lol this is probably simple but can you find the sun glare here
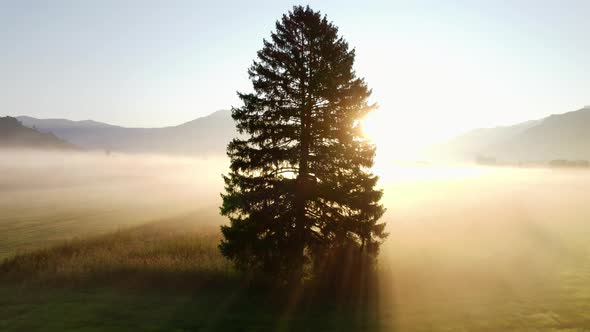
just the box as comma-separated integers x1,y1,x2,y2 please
362,110,491,182
361,110,424,161
361,110,380,142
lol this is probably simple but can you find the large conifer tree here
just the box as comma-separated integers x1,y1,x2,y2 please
220,5,386,283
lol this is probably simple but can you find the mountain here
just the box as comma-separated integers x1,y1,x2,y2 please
15,105,590,161
16,116,115,130
17,110,236,156
430,120,542,161
0,116,77,150
435,106,590,162
492,106,590,161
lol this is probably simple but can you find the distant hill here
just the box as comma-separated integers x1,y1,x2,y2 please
435,106,590,162
0,116,77,150
15,105,590,161
17,110,236,156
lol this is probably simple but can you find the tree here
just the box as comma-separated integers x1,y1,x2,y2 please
220,5,386,284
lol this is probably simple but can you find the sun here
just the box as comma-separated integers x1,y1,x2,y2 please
361,110,421,161
361,109,452,162
361,110,381,142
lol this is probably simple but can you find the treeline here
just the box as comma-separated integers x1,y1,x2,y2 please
475,155,590,169
548,159,590,168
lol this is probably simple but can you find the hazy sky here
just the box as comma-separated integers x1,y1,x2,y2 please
1,0,588,150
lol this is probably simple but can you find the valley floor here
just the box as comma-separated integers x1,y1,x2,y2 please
2,210,590,332
2,152,590,331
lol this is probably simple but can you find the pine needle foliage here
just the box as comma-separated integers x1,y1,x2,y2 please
220,5,386,284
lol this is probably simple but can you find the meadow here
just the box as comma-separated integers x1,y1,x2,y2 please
2,150,590,331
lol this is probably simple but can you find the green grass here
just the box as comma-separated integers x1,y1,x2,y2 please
0,216,383,332
0,285,385,332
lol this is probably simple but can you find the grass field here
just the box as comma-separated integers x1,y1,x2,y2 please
2,151,590,331
0,216,382,332
0,151,225,260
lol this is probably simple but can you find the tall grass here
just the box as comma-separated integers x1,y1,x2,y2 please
0,216,235,289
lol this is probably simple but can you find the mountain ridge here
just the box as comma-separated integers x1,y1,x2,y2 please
435,106,590,162
11,106,590,162
17,109,231,130
0,116,78,150
16,110,236,156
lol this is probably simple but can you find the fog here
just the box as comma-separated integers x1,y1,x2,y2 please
374,163,590,328
0,150,228,258
3,149,590,325
3,150,590,260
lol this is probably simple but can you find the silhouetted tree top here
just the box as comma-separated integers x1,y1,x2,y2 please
220,5,386,284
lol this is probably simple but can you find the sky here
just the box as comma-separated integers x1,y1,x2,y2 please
1,0,589,154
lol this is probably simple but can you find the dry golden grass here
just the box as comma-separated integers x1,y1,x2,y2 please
0,213,234,289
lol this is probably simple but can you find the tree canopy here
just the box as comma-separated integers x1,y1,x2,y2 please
220,5,386,284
